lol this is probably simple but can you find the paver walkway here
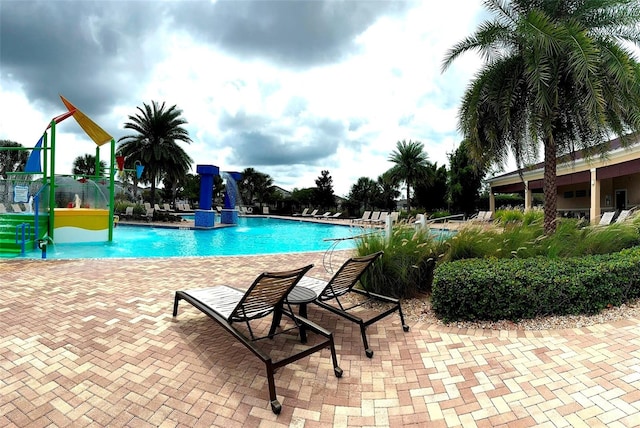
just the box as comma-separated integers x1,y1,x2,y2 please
1,254,640,427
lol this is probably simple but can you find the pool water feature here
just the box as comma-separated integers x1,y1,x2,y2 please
23,217,360,259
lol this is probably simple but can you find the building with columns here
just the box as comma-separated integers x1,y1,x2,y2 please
486,136,640,224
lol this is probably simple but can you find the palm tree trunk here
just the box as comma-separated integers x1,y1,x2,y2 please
406,185,411,212
543,135,557,235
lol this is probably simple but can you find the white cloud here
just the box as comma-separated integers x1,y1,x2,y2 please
1,0,487,197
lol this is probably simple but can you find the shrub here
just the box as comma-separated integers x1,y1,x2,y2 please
431,246,640,322
354,223,443,298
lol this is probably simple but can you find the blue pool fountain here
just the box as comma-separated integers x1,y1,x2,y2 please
220,171,242,225
194,164,219,229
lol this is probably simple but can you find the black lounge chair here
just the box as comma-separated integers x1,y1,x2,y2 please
172,264,343,414
297,251,409,358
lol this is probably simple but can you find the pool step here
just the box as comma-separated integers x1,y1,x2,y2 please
0,214,48,257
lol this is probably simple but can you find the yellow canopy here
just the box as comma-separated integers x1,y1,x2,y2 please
60,95,113,146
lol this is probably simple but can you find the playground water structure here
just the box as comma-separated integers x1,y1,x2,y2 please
18,217,361,259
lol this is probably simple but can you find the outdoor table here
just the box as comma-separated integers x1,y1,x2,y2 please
269,286,317,343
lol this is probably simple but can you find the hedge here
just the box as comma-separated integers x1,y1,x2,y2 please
431,246,640,323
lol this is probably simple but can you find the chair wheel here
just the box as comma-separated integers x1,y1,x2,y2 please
365,349,374,358
270,400,282,414
334,367,343,378
403,325,410,332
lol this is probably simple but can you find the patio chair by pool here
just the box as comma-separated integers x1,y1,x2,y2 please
122,206,134,219
615,209,633,223
0,204,6,213
314,211,331,218
297,251,409,358
354,210,371,224
303,209,319,217
173,264,342,414
599,211,615,225
294,208,310,217
11,203,23,213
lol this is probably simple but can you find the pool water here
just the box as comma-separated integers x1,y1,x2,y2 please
24,217,362,259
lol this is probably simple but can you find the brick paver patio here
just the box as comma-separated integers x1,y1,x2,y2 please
2,253,640,427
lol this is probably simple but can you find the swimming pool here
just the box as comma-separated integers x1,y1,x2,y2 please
23,217,364,259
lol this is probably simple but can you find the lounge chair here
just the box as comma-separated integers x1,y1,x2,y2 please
373,212,389,225
173,264,342,414
294,208,310,217
599,211,615,225
354,210,371,224
122,206,134,219
314,211,331,218
142,207,154,221
363,211,381,225
296,251,409,358
326,212,342,220
0,204,6,213
154,203,164,212
11,203,23,213
615,209,633,223
303,209,318,217
183,203,192,211
163,203,171,211
144,202,152,211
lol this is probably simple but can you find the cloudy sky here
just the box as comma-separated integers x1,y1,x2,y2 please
0,0,487,196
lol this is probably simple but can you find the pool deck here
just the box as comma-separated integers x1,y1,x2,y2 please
3,253,640,427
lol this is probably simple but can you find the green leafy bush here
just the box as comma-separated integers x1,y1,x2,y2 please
432,247,640,322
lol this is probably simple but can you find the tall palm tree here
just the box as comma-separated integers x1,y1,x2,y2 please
443,0,640,234
72,154,107,177
117,101,193,203
387,140,431,211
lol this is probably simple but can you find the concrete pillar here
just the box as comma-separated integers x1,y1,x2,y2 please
489,190,496,214
524,181,532,211
590,168,600,225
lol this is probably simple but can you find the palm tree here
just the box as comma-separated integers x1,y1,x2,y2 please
443,0,640,234
387,140,431,211
117,101,193,203
72,154,107,177
348,177,380,212
0,140,28,179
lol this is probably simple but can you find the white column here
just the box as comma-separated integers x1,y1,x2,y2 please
590,168,600,225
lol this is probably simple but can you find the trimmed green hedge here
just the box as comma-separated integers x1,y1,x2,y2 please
431,246,640,322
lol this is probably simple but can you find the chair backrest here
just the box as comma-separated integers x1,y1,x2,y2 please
361,211,371,220
599,211,615,225
378,212,388,222
369,211,381,221
163,203,171,211
144,202,151,210
230,264,314,322
318,251,383,300
0,204,6,213
125,206,134,215
309,209,319,216
300,208,309,216
11,204,23,213
616,209,631,223
184,203,191,210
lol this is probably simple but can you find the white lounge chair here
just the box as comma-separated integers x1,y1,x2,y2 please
294,208,310,217
11,203,23,213
615,209,632,223
303,209,318,217
599,211,615,225
314,211,331,218
354,210,371,224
